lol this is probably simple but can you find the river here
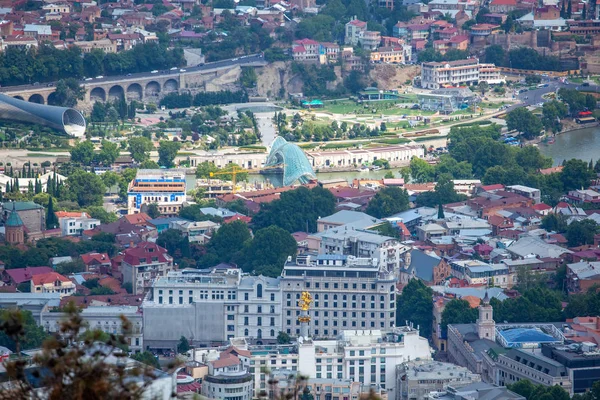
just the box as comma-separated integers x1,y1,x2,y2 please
539,126,600,165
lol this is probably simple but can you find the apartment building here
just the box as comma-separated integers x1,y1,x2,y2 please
59,213,100,236
281,254,397,339
345,18,367,46
370,46,407,64
359,31,381,50
397,360,481,400
127,169,187,215
121,242,174,295
248,327,432,397
41,305,144,352
143,268,282,348
30,272,76,298
308,228,410,273
420,58,503,89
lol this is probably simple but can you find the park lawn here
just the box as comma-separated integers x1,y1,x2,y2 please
569,77,584,84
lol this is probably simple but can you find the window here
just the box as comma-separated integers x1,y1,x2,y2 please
271,293,275,301
244,329,249,336
258,306,262,313
257,284,263,298
257,317,262,326
244,293,249,301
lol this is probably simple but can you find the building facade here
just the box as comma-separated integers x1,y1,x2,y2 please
41,305,144,352
142,268,282,348
420,59,504,89
281,254,397,339
121,242,174,295
127,169,187,216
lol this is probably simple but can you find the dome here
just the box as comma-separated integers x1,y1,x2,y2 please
6,203,23,228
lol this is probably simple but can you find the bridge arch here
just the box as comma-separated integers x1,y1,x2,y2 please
126,83,143,101
264,137,316,187
47,92,57,105
90,87,106,102
108,85,124,101
28,94,44,104
13,96,24,101
164,79,178,92
145,81,161,98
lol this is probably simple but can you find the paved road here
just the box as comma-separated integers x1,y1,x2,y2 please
0,54,266,93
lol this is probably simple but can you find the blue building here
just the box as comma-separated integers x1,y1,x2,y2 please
127,169,187,216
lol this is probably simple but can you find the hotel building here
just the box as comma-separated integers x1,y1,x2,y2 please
127,169,187,215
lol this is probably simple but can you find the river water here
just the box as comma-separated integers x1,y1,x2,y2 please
539,126,600,165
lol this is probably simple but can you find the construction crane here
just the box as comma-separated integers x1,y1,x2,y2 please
208,164,284,194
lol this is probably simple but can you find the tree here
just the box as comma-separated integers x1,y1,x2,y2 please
542,100,568,133
441,299,478,335
0,309,47,352
561,159,595,191
277,331,292,344
156,229,189,259
509,379,571,400
506,108,544,140
157,141,181,168
46,195,58,229
51,78,86,107
409,157,435,183
208,220,252,262
252,186,336,233
477,81,489,95
177,336,190,354
100,171,122,195
396,279,434,338
238,226,297,277
131,351,160,369
65,170,106,207
128,137,154,163
70,140,95,166
147,203,161,219
484,45,505,66
87,206,118,224
366,187,410,219
96,140,119,165
566,219,599,247
0,304,166,399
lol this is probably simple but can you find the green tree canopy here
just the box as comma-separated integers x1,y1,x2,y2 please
441,299,478,335
70,140,95,166
237,226,297,277
65,170,106,207
157,141,181,168
252,186,336,233
396,279,434,338
128,137,154,163
366,186,410,219
506,108,544,140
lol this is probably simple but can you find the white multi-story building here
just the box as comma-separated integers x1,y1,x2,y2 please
281,254,398,339
127,169,187,216
247,328,432,398
59,214,101,236
41,306,144,352
420,58,504,89
142,268,282,348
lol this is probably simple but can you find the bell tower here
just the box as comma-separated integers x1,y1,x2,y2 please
477,291,496,342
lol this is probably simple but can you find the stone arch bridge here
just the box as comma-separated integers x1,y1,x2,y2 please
0,57,266,111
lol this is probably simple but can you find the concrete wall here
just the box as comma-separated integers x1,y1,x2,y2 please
143,302,226,348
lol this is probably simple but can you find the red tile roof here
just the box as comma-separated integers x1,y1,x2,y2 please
123,242,171,266
123,213,152,226
4,267,53,284
532,203,552,211
81,252,111,265
490,0,517,5
480,184,504,191
210,354,240,369
32,272,70,286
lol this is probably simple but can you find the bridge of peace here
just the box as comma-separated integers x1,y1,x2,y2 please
0,57,267,110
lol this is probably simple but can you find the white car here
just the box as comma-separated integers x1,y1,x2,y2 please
180,69,186,72
151,70,158,74
95,76,103,79
170,67,177,71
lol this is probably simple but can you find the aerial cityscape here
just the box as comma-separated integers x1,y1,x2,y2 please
1,0,600,398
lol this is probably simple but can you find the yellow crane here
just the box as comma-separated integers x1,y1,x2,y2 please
208,164,284,194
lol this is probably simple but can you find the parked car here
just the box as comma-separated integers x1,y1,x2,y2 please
151,70,158,74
